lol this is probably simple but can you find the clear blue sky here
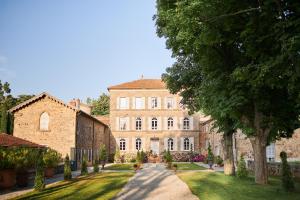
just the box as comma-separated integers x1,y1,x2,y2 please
0,0,173,102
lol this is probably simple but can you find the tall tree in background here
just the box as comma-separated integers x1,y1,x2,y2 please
155,0,300,184
87,93,110,115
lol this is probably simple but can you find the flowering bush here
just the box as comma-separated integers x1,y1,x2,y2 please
193,154,206,162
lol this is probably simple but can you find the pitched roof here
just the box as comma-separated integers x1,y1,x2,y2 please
108,79,166,90
0,133,45,148
94,115,110,126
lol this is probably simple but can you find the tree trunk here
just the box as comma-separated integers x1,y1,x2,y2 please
223,131,235,176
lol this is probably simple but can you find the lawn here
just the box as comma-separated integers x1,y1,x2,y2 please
175,163,207,170
13,172,133,200
104,164,134,170
177,171,300,200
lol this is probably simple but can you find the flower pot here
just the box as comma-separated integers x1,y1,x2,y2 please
0,169,16,189
45,167,55,178
16,170,29,187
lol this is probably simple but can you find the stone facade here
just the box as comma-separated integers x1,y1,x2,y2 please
10,93,110,167
108,79,202,155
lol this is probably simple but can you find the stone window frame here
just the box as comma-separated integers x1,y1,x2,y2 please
119,97,128,109
166,97,174,109
168,138,174,151
167,117,174,130
39,111,50,132
183,117,190,130
136,117,142,131
183,138,190,151
151,97,158,109
120,139,126,151
136,138,142,151
135,97,143,109
151,117,158,130
119,117,128,131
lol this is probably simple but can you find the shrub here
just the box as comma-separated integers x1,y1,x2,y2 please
34,152,45,191
93,159,99,173
237,155,248,178
136,151,142,163
99,144,108,169
130,158,136,163
64,154,72,180
114,148,122,163
81,156,88,175
0,147,15,170
206,143,214,163
140,150,147,163
108,153,115,163
193,154,206,162
123,152,136,163
173,163,178,169
215,156,224,166
165,150,173,169
43,148,61,168
14,147,37,171
280,151,295,192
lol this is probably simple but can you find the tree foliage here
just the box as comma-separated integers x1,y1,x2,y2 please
64,154,72,180
87,93,110,115
280,151,295,192
155,0,300,184
237,155,248,178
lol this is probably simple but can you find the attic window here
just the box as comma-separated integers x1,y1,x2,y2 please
40,112,49,131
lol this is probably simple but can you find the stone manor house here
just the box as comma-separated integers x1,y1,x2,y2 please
9,78,300,166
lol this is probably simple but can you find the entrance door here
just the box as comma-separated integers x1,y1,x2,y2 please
150,140,159,155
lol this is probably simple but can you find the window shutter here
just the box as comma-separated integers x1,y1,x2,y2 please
164,97,167,109
116,117,119,131
125,138,129,151
173,117,177,130
164,138,168,150
173,97,177,109
148,117,152,130
142,138,146,151
164,117,167,130
157,97,161,109
174,137,178,151
157,117,161,130
132,117,135,131
180,137,184,151
126,97,130,109
189,117,194,130
116,97,120,109
141,97,145,109
132,137,136,151
179,117,183,130
189,137,194,150
142,117,145,131
132,97,135,109
126,117,130,130
148,97,151,109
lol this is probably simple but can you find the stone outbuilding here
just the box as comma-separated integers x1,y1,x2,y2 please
9,92,110,167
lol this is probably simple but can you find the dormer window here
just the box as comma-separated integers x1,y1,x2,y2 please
40,112,49,131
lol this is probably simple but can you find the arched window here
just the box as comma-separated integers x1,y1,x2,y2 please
136,138,142,150
120,139,126,151
151,117,158,130
167,117,174,130
40,112,49,131
184,138,190,151
183,117,190,130
168,138,174,151
136,117,142,130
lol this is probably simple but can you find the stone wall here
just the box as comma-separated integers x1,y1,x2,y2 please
13,96,76,158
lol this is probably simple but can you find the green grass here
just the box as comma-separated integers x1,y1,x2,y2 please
177,171,300,200
104,164,134,170
13,172,133,200
175,163,207,170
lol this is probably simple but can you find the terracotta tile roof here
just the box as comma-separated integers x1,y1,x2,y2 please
108,79,166,90
0,133,45,148
94,115,110,126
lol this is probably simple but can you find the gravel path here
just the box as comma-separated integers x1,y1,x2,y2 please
114,163,199,200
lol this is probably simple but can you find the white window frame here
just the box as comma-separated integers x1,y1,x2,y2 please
183,117,190,130
167,117,174,130
119,117,127,131
167,97,173,109
136,138,142,151
151,117,158,130
120,139,126,151
40,112,49,131
184,138,190,151
136,117,142,131
168,138,174,151
119,97,128,109
151,97,158,109
135,97,143,109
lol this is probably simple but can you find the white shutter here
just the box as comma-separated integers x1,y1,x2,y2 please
164,97,167,109
132,117,136,131
189,137,194,150
157,97,161,109
116,97,120,109
179,117,183,130
173,97,177,109
173,117,177,130
132,137,136,151
157,117,161,130
164,117,167,130
174,137,178,151
125,138,129,151
189,117,194,130
148,97,152,109
116,138,120,148
164,138,168,150
116,117,119,131
141,97,145,109
126,117,130,130
126,97,130,109
142,117,146,131
180,137,184,151
148,117,152,130
142,138,146,150
132,97,136,109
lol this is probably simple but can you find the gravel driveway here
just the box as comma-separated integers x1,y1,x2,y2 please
114,163,199,200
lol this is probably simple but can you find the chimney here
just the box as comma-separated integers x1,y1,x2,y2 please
75,99,80,109
68,98,80,109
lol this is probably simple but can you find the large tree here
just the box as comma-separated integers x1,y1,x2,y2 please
87,93,110,116
155,0,300,184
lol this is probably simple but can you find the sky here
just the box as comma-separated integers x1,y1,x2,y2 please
0,0,174,102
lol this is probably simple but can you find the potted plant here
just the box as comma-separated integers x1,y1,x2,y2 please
0,147,16,189
99,144,107,170
43,148,61,178
207,143,214,169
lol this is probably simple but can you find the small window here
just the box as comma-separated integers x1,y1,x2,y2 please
167,117,174,130
119,117,127,130
136,138,142,151
167,97,173,109
119,97,128,109
136,117,142,130
151,117,158,130
151,97,158,109
168,138,174,151
135,97,143,109
266,143,275,162
184,138,190,151
40,112,49,131
183,117,190,130
120,139,126,151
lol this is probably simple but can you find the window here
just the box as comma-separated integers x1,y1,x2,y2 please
167,97,173,109
151,117,158,130
40,112,49,131
119,117,127,130
136,117,142,130
135,97,143,109
120,139,126,151
151,97,158,109
119,97,128,109
136,138,142,150
266,143,275,162
184,138,190,151
167,117,174,130
183,117,190,130
168,138,174,151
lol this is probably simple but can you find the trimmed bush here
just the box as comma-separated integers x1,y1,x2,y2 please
99,144,108,169
93,159,99,173
237,155,248,178
43,148,61,168
136,151,141,163
64,154,72,180
193,154,206,162
215,156,224,166
81,156,88,175
114,148,122,163
280,151,295,192
165,150,173,169
34,152,45,191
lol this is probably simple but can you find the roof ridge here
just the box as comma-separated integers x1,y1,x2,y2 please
108,78,166,90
